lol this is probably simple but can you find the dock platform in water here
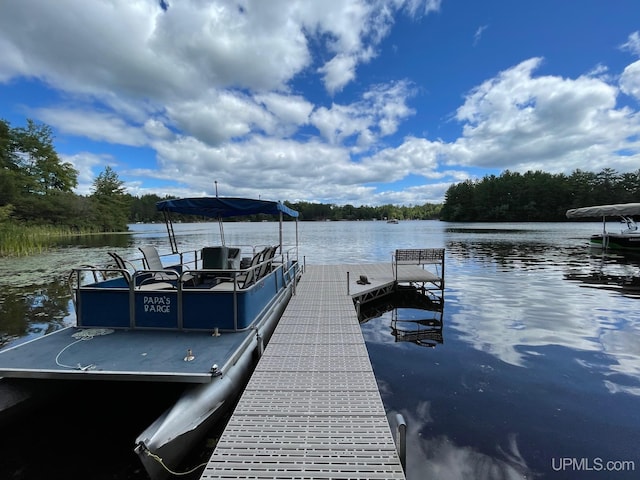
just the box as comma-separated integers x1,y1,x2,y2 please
201,254,444,479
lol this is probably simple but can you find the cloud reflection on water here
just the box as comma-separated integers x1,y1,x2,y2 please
445,239,640,396
388,400,533,480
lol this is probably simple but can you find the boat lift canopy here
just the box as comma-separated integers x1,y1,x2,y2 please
566,203,640,219
566,203,640,248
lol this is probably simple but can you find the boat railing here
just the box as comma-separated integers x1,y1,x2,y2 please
145,244,298,271
621,216,638,234
392,248,445,290
281,245,299,264
69,255,300,332
70,243,295,290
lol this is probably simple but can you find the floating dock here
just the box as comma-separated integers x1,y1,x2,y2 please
201,250,444,480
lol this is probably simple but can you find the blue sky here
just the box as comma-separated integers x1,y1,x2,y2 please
1,0,639,205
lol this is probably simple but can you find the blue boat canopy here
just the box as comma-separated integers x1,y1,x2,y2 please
156,197,299,219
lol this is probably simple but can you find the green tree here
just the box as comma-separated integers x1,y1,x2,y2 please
618,170,640,202
12,119,78,194
567,169,597,208
130,193,166,223
440,179,477,221
0,119,81,226
0,169,19,206
0,119,28,207
0,119,18,170
90,166,130,231
441,168,638,222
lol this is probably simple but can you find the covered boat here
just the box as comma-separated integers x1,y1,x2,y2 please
0,197,302,479
566,202,640,251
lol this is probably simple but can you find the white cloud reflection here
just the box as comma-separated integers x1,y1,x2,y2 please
445,241,640,396
390,402,533,479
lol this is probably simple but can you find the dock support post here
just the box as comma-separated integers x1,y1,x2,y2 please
256,332,264,358
292,264,297,296
347,271,350,295
395,413,407,472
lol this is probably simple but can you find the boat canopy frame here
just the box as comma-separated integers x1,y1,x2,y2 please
156,197,299,255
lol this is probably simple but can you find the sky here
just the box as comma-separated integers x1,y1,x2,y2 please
1,0,640,206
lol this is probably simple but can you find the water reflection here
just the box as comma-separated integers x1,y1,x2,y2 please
389,402,533,480
359,286,444,348
0,280,74,348
2,221,640,479
442,233,640,398
564,251,640,298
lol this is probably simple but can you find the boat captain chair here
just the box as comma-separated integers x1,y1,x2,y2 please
202,246,229,269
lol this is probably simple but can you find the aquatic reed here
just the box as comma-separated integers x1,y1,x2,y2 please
0,223,100,257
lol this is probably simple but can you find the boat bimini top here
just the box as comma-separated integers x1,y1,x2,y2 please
156,197,299,219
156,197,299,254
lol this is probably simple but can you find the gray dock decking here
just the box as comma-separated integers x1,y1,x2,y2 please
200,263,419,480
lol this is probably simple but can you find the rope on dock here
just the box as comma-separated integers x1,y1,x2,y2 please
55,328,115,370
71,328,114,339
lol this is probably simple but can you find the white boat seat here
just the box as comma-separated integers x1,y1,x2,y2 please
139,245,194,284
108,252,177,290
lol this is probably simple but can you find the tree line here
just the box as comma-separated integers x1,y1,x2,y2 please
440,168,640,222
283,201,441,221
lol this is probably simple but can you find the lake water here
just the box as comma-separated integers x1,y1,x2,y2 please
1,220,639,479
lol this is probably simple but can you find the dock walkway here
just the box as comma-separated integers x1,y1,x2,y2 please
200,252,445,479
200,263,407,479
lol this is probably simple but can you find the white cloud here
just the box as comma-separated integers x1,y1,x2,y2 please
0,0,430,99
166,91,278,146
620,31,640,57
373,182,451,205
311,103,372,145
35,108,148,147
620,60,640,101
143,119,174,141
473,25,488,46
448,57,640,173
151,0,313,93
310,81,416,146
254,93,314,130
367,136,442,176
319,54,360,95
0,0,445,206
402,0,442,16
